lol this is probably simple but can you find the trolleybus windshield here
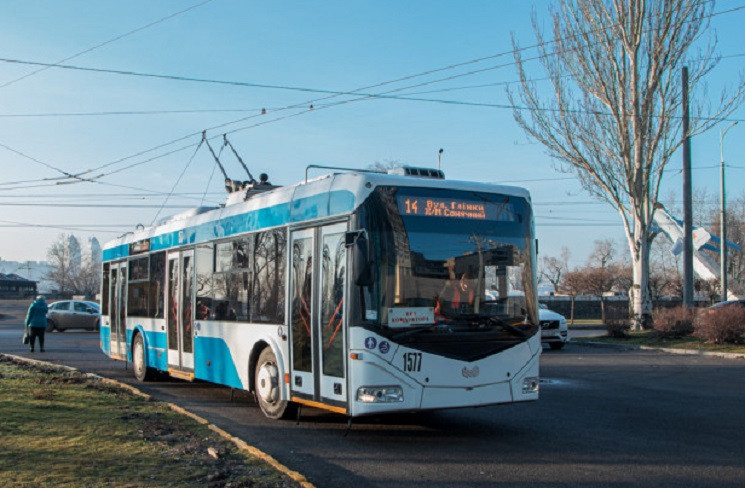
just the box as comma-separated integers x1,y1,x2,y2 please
357,186,538,343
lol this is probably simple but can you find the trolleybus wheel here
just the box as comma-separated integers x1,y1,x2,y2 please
133,333,153,382
255,347,296,420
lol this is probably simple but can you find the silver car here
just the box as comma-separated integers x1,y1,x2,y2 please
46,300,101,332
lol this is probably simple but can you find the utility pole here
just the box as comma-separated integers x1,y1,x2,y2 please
720,121,738,302
682,66,694,308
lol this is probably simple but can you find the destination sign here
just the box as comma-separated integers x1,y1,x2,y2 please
398,196,491,220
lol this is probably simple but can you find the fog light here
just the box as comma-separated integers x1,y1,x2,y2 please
356,386,404,403
522,376,539,394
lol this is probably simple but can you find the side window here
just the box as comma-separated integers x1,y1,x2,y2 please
127,256,150,317
195,243,213,320
251,229,286,324
212,237,252,321
73,302,88,312
149,252,166,319
101,263,110,315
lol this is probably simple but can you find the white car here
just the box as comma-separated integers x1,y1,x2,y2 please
539,304,568,350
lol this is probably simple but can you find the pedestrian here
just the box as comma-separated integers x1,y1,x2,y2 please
25,295,48,353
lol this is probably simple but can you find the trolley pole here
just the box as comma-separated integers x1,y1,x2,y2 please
720,121,738,302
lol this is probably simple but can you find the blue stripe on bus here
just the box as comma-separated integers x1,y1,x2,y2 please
100,326,111,355
194,337,243,389
103,190,354,262
145,330,168,371
103,245,129,261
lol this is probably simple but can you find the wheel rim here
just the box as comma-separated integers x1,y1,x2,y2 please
134,339,145,378
257,361,279,405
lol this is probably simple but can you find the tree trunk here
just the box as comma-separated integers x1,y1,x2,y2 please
570,295,575,325
629,222,652,330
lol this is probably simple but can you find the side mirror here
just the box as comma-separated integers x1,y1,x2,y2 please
346,230,374,287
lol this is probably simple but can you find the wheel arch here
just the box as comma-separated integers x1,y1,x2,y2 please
130,325,148,367
248,338,286,395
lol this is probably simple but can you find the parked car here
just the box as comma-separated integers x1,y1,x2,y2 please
46,300,101,332
539,304,568,350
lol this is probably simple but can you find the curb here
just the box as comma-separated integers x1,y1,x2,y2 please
0,353,315,488
575,341,745,360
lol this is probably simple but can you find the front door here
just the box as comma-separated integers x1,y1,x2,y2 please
289,223,348,408
109,261,127,359
166,250,195,371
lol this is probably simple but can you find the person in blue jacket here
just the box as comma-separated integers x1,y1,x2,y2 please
25,295,48,353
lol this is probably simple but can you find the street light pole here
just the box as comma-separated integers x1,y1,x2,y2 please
720,121,738,302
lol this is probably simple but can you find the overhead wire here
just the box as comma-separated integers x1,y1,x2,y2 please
150,137,205,225
0,0,216,89
3,2,743,191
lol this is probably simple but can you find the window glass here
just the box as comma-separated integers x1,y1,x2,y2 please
127,256,150,317
251,229,286,324
149,252,166,318
195,243,213,320
215,242,233,273
73,302,88,312
127,282,149,317
213,272,249,321
128,256,149,281
291,236,313,372
101,263,110,315
321,231,345,377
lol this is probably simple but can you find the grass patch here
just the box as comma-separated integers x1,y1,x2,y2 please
0,357,299,488
573,330,745,354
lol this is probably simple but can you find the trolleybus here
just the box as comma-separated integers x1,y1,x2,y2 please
100,166,540,419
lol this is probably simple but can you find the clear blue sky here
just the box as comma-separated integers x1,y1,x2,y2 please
0,0,743,268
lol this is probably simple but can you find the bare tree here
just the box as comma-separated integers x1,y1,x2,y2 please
46,233,100,298
540,246,571,293
510,0,744,328
46,234,76,296
706,192,745,296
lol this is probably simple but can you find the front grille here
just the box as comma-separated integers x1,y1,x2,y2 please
541,320,560,330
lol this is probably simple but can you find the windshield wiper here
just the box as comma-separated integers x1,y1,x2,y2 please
390,313,527,340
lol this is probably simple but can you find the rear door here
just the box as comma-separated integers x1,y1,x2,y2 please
166,250,195,373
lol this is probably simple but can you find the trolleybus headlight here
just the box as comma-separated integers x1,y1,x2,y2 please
522,377,539,394
356,386,404,403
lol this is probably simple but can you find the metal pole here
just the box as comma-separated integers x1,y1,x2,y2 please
682,67,693,308
720,121,738,302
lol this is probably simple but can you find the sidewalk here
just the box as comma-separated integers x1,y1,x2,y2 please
576,338,745,361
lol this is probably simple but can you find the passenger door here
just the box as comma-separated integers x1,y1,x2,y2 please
109,262,127,359
166,250,195,373
289,223,348,410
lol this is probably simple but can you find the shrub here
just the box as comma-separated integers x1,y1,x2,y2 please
694,305,745,344
652,306,694,339
604,308,630,338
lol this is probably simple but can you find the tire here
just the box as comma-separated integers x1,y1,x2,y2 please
93,319,100,332
255,347,296,420
549,342,565,350
132,333,154,382
46,319,56,332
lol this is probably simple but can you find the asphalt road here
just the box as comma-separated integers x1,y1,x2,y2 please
2,302,744,487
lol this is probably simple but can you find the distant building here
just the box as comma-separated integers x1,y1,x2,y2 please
0,273,37,298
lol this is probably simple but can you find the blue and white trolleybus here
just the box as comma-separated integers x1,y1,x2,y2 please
100,166,540,419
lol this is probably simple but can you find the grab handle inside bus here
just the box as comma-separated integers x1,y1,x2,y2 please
346,230,374,287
